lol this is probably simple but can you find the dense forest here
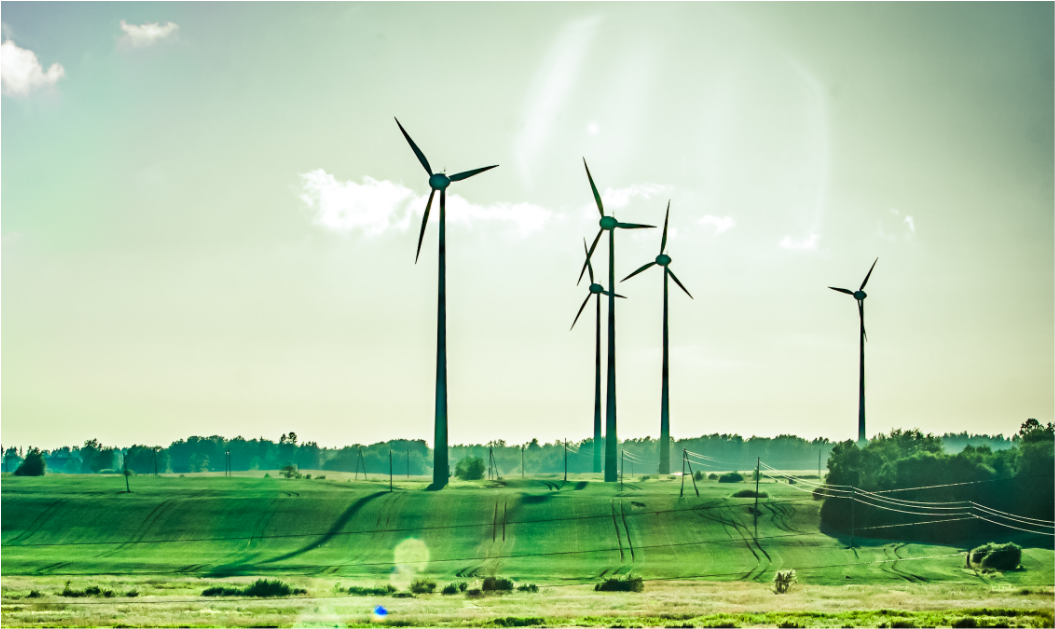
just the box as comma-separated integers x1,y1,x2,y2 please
0,429,1034,478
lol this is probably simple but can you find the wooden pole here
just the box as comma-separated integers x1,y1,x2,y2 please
850,486,856,548
680,452,685,497
564,440,568,483
389,451,393,491
620,450,624,491
123,452,130,493
754,457,761,528
521,445,525,479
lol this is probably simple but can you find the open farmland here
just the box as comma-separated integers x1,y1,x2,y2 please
2,473,1052,627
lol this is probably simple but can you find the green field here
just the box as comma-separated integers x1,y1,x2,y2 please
2,473,1052,627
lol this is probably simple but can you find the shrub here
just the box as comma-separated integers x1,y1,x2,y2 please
811,487,828,501
393,591,415,598
263,473,271,478
718,472,744,483
280,465,302,479
410,578,437,594
441,583,460,595
639,475,651,481
125,589,140,598
594,573,644,592
708,473,718,480
466,588,483,598
732,489,767,498
455,456,486,481
305,474,312,479
482,576,515,591
347,585,397,596
694,470,705,481
26,590,42,599
773,569,797,594
494,617,544,627
14,448,45,476
950,618,978,629
516,583,539,593
970,542,1022,571
459,581,468,592
316,475,326,480
203,579,305,597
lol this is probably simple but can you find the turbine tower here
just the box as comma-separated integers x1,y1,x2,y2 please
622,202,693,475
571,239,626,475
579,160,654,482
395,117,498,488
829,258,878,444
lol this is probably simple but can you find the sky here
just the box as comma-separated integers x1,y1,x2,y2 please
2,2,1052,451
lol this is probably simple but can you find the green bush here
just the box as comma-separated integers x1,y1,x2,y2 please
441,583,460,595
455,456,486,481
203,579,305,597
347,584,397,596
950,617,978,629
61,582,113,598
482,576,515,591
125,589,140,598
494,617,544,627
732,489,767,498
410,578,436,594
718,472,744,483
708,473,718,480
26,590,42,599
970,542,1022,571
594,573,644,592
393,591,415,598
694,470,705,481
516,583,539,593
773,570,797,594
280,465,302,479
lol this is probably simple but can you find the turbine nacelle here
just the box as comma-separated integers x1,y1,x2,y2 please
429,173,451,191
600,216,618,230
854,290,867,300
589,283,604,294
656,253,672,267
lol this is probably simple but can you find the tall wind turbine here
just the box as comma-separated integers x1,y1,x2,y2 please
622,202,693,475
395,117,498,488
579,160,654,482
829,258,878,444
571,239,626,475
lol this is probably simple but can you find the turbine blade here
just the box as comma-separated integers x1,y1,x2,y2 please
449,164,498,182
668,268,693,299
602,290,628,299
394,117,433,176
414,189,436,264
616,222,655,229
829,286,854,296
860,257,878,290
621,261,656,283
660,201,670,254
571,293,592,330
583,238,594,284
583,158,605,217
578,230,603,285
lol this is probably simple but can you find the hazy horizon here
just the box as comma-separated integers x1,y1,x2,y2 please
3,2,1052,451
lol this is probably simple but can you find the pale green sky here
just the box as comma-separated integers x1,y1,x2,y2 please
2,2,1052,450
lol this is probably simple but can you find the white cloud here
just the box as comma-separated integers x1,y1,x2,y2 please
119,20,179,48
779,233,820,250
904,215,915,233
299,170,553,237
699,215,735,235
600,183,669,213
881,208,917,241
0,40,64,97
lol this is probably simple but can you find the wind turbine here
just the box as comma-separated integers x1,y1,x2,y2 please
622,202,693,475
571,239,626,475
579,160,654,482
395,117,498,488
829,258,878,444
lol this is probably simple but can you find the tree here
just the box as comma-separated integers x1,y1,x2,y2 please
14,447,46,476
454,456,485,481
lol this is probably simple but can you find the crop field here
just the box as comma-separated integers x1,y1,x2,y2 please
2,473,1053,627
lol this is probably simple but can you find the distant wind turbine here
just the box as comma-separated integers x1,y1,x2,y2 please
622,202,693,475
579,160,655,482
571,238,626,475
395,117,498,488
828,258,878,444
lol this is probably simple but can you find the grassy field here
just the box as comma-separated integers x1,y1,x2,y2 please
2,472,1052,627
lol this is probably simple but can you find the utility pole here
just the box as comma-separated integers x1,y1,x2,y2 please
123,452,131,493
389,450,393,492
620,450,624,491
818,449,822,481
680,452,686,497
521,445,525,480
407,450,410,479
754,457,761,527
850,487,856,548
153,448,159,477
564,440,568,483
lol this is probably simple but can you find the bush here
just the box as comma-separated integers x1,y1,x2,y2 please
950,618,978,629
393,591,415,598
203,579,305,597
718,472,744,483
27,590,42,599
14,448,46,476
125,589,140,598
60,582,113,598
773,570,797,594
410,578,436,594
347,584,397,596
516,583,539,593
441,583,460,595
708,473,718,480
594,573,644,592
280,465,302,479
481,576,515,592
970,542,1022,571
494,617,544,627
732,489,767,498
694,470,705,481
316,475,326,480
455,456,486,481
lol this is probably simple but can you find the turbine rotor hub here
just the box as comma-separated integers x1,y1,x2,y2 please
599,216,618,230
429,173,451,190
589,283,604,294
854,290,867,300
656,254,672,266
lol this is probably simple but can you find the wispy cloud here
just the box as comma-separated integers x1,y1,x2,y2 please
0,40,64,97
779,233,821,250
699,215,735,235
880,208,917,242
299,170,553,237
599,183,669,212
119,20,179,48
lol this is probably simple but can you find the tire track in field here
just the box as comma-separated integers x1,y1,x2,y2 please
885,543,927,583
610,500,625,563
97,499,177,558
695,505,770,581
619,499,635,562
6,499,68,544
